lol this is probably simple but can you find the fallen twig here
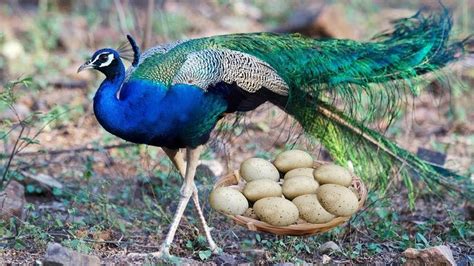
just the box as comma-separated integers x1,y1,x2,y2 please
48,80,88,89
1,125,25,189
48,232,125,246
14,143,135,157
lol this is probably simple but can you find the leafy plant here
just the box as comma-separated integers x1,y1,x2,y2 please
0,77,70,191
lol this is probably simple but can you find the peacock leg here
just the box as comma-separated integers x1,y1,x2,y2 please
162,148,219,253
149,145,203,258
162,148,184,174
189,185,219,253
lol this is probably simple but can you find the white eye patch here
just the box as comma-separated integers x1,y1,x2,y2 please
99,53,114,67
91,52,115,67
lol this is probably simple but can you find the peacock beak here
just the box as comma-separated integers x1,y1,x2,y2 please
77,61,94,73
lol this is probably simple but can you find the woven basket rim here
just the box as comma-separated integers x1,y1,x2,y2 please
214,160,368,236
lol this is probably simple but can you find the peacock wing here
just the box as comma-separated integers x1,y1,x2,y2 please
125,39,188,82
171,49,289,96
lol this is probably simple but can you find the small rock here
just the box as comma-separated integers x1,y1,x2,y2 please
318,241,341,254
1,40,25,60
402,245,455,266
215,252,237,265
322,254,331,264
43,242,100,266
23,172,63,190
0,180,26,220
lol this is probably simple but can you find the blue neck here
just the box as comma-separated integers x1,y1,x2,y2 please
101,59,126,86
93,60,126,135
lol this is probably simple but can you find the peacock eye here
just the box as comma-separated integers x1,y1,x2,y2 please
99,54,109,61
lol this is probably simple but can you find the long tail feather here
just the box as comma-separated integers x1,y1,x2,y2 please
278,8,473,205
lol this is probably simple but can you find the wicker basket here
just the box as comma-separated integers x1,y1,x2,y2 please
214,161,367,236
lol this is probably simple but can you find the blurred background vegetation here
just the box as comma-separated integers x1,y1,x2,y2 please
0,0,472,264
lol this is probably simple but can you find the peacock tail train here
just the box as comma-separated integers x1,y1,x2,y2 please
279,10,474,204
233,9,472,204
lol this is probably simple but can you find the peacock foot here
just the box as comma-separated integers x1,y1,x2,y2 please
208,240,220,255
127,245,171,260
150,246,171,258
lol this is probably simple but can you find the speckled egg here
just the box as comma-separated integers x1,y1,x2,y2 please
209,187,249,216
282,176,319,200
292,194,335,224
273,150,313,173
253,197,299,226
316,184,359,217
283,168,315,180
239,158,280,182
313,164,352,187
243,179,282,202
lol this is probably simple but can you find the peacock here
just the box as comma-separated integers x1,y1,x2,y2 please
78,8,472,258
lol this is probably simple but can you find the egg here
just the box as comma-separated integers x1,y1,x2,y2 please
313,164,352,187
243,179,282,202
316,184,359,217
282,176,319,200
209,187,249,216
283,167,315,180
292,194,335,224
349,186,360,200
273,150,313,173
240,158,280,182
253,197,299,226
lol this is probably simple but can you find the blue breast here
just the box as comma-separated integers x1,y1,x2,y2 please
93,79,228,149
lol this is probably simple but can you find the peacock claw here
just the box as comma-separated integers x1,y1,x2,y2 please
211,246,222,255
151,247,171,259
127,247,171,260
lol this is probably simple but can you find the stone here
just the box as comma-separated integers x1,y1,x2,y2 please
23,172,63,190
322,254,331,264
318,241,341,254
1,40,25,60
402,245,456,266
0,180,26,220
43,242,100,266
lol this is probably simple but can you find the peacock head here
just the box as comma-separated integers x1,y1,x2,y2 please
78,48,123,78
